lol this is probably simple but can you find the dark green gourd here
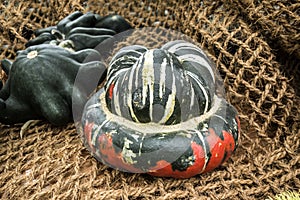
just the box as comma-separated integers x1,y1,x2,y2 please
25,12,132,51
0,44,106,125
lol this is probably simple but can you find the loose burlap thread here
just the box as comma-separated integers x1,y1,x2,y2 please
0,0,299,199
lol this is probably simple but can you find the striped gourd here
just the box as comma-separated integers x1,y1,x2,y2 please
82,40,240,178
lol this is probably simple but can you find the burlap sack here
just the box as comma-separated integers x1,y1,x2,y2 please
226,0,300,60
224,0,300,102
0,0,299,199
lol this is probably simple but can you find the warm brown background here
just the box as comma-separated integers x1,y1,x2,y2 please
0,0,299,199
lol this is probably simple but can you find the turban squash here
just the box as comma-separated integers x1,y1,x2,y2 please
82,40,240,178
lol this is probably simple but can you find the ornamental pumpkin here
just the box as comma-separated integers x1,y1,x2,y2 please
0,44,106,125
26,11,132,51
81,40,240,178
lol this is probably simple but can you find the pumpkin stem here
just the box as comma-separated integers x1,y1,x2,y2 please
51,29,65,41
27,50,38,59
58,40,75,51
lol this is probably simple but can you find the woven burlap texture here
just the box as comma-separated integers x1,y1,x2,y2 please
0,1,299,199
225,0,300,60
